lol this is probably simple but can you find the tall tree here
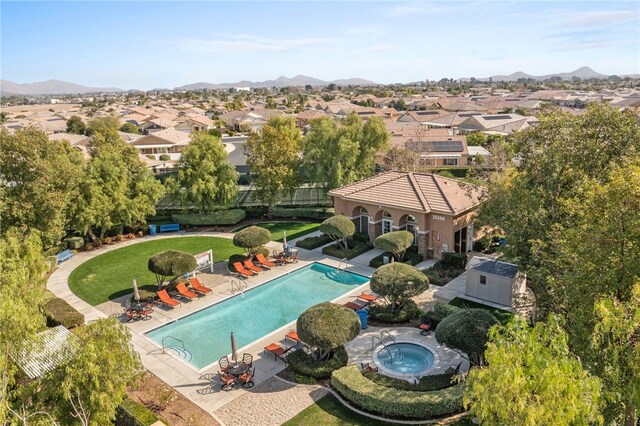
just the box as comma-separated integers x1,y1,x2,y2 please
85,115,120,136
165,131,238,213
0,128,84,248
464,316,603,425
66,115,86,135
302,114,389,191
75,130,164,240
381,146,419,172
245,116,301,216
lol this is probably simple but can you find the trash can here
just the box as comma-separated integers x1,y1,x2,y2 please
498,237,506,246
148,224,157,236
356,309,369,329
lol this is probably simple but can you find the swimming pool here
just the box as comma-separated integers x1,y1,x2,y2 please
145,262,369,369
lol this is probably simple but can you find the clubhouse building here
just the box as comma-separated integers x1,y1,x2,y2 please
328,171,483,260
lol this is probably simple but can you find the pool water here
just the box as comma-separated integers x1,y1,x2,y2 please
145,263,368,369
377,343,435,374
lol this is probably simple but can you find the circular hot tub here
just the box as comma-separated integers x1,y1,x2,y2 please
373,342,438,380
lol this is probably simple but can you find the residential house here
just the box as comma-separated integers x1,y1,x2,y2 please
131,128,191,160
457,113,538,135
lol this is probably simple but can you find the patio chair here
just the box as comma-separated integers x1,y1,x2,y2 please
445,362,462,375
418,319,432,336
157,289,181,308
287,250,298,263
256,253,276,268
360,362,378,373
357,291,380,303
176,282,198,300
243,259,264,273
239,367,255,389
263,343,293,364
241,353,253,368
232,262,255,278
285,331,300,343
218,371,236,391
344,300,368,310
272,250,287,265
219,356,231,372
188,277,212,295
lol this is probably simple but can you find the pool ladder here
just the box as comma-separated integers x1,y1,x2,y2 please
230,279,247,294
336,258,348,272
372,330,403,365
161,336,193,362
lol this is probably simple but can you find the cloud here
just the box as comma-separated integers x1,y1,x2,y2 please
175,34,338,53
542,29,615,52
555,10,638,27
364,44,394,52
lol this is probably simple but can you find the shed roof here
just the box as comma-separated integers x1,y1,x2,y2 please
467,256,519,279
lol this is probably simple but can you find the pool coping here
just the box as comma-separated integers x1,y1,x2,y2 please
372,340,441,382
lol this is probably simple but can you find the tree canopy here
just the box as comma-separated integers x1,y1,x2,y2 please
165,131,238,214
66,115,86,135
147,250,196,287
381,147,419,172
464,316,603,425
373,230,414,261
244,116,301,216
232,226,272,255
297,302,360,360
369,263,429,311
319,215,355,250
435,308,498,365
302,114,389,191
119,122,140,134
85,115,121,136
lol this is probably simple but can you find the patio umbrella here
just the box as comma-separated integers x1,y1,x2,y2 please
230,332,238,362
282,231,288,252
132,279,140,301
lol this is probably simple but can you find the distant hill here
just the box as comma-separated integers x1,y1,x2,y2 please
460,66,612,82
0,79,123,95
175,75,378,90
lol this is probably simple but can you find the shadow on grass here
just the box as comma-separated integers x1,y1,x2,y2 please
108,284,158,301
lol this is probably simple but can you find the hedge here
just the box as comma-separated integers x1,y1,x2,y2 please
115,397,163,426
287,345,348,379
368,299,422,323
422,301,462,329
64,236,85,249
363,370,457,391
296,234,333,250
441,252,468,269
172,209,246,226
322,240,370,260
45,297,85,328
271,207,334,220
331,365,464,419
368,250,423,268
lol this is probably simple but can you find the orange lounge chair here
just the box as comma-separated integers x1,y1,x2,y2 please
244,259,264,273
177,282,198,300
285,331,300,343
357,292,380,303
233,262,255,277
256,253,276,268
157,289,181,308
188,277,212,295
264,343,292,363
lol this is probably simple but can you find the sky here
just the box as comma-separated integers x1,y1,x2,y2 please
2,1,639,90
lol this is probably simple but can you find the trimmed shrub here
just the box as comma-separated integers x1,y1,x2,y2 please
45,255,58,271
233,226,271,255
448,297,514,325
294,374,318,385
320,215,355,250
45,297,84,328
423,268,446,286
441,252,468,269
297,302,360,360
146,154,156,160
352,232,370,243
422,301,462,329
373,231,414,261
116,396,163,426
159,154,170,161
287,345,348,379
331,365,464,419
435,308,498,365
369,250,422,268
64,236,84,249
370,263,429,311
363,370,457,391
368,299,422,323
147,250,197,286
296,234,333,250
228,254,248,272
172,209,246,226
322,239,370,260
272,207,334,220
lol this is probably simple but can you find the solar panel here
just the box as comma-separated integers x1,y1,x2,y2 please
416,111,440,116
483,115,512,120
406,140,464,153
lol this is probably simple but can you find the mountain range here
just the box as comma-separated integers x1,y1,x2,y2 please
459,66,637,82
0,79,122,96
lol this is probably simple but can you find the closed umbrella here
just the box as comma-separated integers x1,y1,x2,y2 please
132,279,140,301
282,231,288,253
230,332,238,363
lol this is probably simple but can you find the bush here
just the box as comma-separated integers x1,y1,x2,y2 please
233,226,272,254
369,250,422,268
297,303,360,360
370,263,429,311
363,370,456,391
352,232,370,243
422,301,462,329
287,345,348,379
146,154,156,160
228,254,248,272
159,154,170,161
423,268,446,286
147,250,197,286
441,252,468,269
296,234,333,250
320,215,355,249
45,297,84,328
373,231,414,261
272,207,334,220
172,209,246,226
294,374,318,385
45,255,58,271
64,236,84,250
331,365,464,419
116,396,162,426
368,299,422,323
435,308,499,365
322,239,370,260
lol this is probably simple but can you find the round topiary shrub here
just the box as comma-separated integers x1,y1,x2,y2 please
159,154,171,161
368,299,422,323
435,308,499,366
297,302,360,360
147,250,197,287
373,230,414,261
319,215,355,250
287,345,348,379
370,262,429,311
233,226,272,255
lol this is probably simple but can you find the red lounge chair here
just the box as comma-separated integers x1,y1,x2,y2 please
177,282,198,300
285,331,300,343
189,277,212,295
244,259,263,273
256,253,276,268
233,262,255,277
344,300,367,310
264,343,292,363
157,289,181,308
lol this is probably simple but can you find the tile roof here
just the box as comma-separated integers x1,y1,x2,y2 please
329,171,482,215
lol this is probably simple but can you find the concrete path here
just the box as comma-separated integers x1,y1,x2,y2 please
349,248,385,267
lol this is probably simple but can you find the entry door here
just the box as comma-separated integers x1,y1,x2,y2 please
360,215,369,235
406,224,418,246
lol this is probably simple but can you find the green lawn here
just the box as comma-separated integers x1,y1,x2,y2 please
448,297,514,325
69,237,242,305
234,221,320,243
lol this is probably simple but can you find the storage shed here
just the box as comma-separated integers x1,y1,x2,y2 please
465,256,525,307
